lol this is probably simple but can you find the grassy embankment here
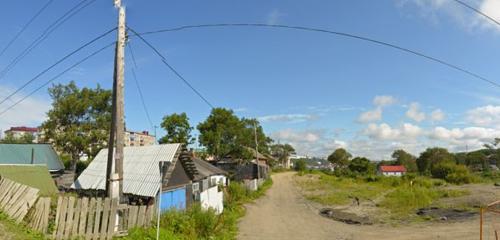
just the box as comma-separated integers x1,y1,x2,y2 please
295,171,473,222
119,178,273,240
0,212,46,240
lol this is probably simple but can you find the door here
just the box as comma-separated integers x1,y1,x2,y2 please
160,186,186,211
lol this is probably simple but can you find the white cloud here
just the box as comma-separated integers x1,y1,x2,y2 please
270,128,346,156
266,9,286,25
358,95,397,123
373,95,397,107
430,108,445,122
0,86,50,133
466,105,500,127
397,0,500,32
406,102,426,122
259,113,317,123
364,122,423,141
358,107,382,123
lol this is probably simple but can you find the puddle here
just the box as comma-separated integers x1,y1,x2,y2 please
319,208,373,225
416,207,477,221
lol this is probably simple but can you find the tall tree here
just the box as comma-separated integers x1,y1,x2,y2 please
349,157,374,174
327,148,352,169
41,81,112,172
416,147,454,175
484,138,500,167
391,149,418,172
159,113,194,145
197,108,271,161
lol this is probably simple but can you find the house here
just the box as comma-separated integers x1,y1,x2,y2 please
191,158,227,214
215,148,272,181
73,144,205,212
124,130,156,147
3,126,40,142
378,165,407,177
0,144,65,174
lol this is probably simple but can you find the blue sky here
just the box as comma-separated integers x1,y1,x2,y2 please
1,0,500,159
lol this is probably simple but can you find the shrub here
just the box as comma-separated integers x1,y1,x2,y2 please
431,162,473,184
294,159,307,172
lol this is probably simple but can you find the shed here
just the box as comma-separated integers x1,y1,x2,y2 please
379,165,407,177
191,158,227,214
72,144,182,198
0,144,64,172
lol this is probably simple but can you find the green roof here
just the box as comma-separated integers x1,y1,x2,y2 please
0,144,64,171
0,165,58,195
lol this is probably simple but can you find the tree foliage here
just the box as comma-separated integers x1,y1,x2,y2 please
327,148,352,168
159,113,194,145
0,132,35,144
416,147,455,175
348,157,374,174
41,81,112,171
197,108,271,161
391,149,418,172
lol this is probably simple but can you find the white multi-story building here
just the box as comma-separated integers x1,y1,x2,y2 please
4,126,40,142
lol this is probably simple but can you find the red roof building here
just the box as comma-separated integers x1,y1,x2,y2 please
379,165,406,176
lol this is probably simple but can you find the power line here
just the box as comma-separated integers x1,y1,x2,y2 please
127,27,215,108
0,0,55,58
127,42,155,130
0,27,116,107
452,0,500,26
133,23,500,89
0,42,115,117
0,0,97,82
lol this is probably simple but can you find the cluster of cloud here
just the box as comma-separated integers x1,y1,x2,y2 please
358,95,397,122
268,94,500,160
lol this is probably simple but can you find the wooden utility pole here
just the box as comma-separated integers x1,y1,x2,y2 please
254,123,260,181
106,0,126,201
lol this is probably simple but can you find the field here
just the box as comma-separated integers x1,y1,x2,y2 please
294,171,500,223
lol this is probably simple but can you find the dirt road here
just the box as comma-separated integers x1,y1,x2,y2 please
238,172,482,240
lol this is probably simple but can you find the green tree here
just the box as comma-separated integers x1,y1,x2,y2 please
465,151,488,171
197,108,271,161
41,81,112,172
1,132,36,144
416,147,454,175
159,113,194,145
484,138,500,167
391,149,418,172
294,159,307,172
348,157,374,174
327,148,352,169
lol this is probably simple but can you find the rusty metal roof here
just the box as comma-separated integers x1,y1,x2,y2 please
72,144,181,197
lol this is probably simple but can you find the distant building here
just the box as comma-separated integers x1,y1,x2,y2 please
378,165,407,177
4,126,40,142
124,130,156,146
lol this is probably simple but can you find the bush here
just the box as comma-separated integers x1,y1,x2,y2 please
431,162,473,184
294,159,307,172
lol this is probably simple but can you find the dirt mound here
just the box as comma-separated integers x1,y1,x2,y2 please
319,208,373,225
416,207,477,221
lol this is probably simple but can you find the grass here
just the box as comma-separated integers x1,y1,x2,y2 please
118,178,273,240
0,212,46,240
295,172,471,222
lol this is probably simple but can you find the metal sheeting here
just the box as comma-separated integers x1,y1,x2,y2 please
0,144,64,171
72,144,181,197
192,158,227,181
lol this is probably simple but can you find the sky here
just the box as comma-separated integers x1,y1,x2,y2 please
1,0,500,160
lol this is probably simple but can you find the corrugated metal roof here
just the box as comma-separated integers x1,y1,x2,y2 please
192,158,227,181
72,144,181,197
0,144,64,171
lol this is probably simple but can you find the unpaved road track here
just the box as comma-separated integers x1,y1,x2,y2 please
238,172,481,240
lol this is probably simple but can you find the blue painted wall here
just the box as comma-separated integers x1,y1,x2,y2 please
160,187,186,211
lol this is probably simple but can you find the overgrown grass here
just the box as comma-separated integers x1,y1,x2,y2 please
119,178,273,240
0,212,46,240
296,172,471,221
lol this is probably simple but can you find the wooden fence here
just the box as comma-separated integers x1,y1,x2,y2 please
0,176,39,223
51,196,155,240
27,197,51,233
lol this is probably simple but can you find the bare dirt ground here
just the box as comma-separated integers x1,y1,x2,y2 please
238,172,492,240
